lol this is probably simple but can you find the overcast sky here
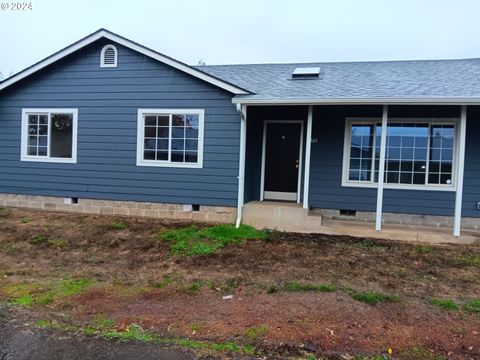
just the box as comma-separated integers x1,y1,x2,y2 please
1,0,480,77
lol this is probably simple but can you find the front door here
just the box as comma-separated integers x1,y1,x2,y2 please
263,122,302,201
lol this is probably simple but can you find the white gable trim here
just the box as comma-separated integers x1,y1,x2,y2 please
0,29,250,95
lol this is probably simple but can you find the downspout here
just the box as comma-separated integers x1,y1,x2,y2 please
235,103,247,228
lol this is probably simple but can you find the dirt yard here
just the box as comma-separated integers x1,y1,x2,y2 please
0,207,479,359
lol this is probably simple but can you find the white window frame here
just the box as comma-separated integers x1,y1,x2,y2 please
342,117,460,192
136,108,204,168
21,108,78,163
100,44,117,68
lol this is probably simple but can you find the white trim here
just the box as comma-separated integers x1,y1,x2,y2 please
341,117,460,192
264,191,297,201
100,44,118,68
232,98,480,105
21,108,78,164
303,105,313,209
136,108,204,168
453,106,467,237
236,104,247,228
0,29,249,95
261,120,304,203
375,106,388,231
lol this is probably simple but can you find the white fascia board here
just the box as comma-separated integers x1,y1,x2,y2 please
232,97,480,105
0,30,250,95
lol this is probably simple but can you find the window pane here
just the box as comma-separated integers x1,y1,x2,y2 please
185,140,198,151
28,115,39,125
39,115,48,125
156,151,168,161
172,127,185,138
186,115,199,127
28,124,38,135
27,146,37,156
157,127,169,138
172,114,185,126
144,150,155,160
171,151,184,162
145,116,156,126
38,125,48,135
28,136,37,146
38,147,48,156
144,126,156,138
157,139,168,150
38,136,48,147
185,152,198,163
186,127,198,138
50,113,73,158
349,124,374,181
157,115,169,126
171,139,184,151
144,139,156,150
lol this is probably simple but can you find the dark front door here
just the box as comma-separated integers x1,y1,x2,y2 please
264,122,302,201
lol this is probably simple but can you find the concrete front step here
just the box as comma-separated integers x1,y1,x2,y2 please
242,201,323,233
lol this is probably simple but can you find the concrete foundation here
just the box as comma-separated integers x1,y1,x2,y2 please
0,193,236,223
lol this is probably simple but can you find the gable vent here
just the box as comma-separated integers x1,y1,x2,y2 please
292,67,320,79
100,44,117,68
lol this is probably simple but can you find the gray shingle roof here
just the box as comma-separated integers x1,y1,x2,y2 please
196,58,480,101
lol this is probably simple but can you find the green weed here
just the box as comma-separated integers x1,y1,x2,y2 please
181,280,204,295
243,325,269,340
464,299,480,313
351,291,397,305
284,281,336,293
20,218,31,224
110,221,128,230
454,253,480,267
429,298,458,311
34,319,53,328
11,294,34,307
413,245,435,254
48,239,69,249
103,324,156,343
30,235,48,245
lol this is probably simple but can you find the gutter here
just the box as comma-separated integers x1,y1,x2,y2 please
232,97,480,105
235,103,247,228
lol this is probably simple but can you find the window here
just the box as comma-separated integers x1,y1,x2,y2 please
136,109,204,168
343,118,458,190
21,109,78,163
100,44,117,67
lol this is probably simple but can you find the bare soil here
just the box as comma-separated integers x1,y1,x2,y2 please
0,207,479,359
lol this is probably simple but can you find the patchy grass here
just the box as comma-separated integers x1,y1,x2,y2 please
110,221,128,230
429,298,458,311
159,224,267,256
47,238,69,249
454,253,480,267
413,245,435,254
357,239,391,250
154,274,176,289
350,291,397,305
34,319,53,328
3,278,94,306
397,346,447,360
167,338,255,355
104,324,156,343
464,299,480,313
30,235,49,245
243,325,269,340
284,282,336,293
20,218,31,224
181,280,204,295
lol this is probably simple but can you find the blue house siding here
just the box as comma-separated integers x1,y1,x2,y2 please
308,105,480,218
0,39,241,207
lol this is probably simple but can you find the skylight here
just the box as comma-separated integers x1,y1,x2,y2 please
292,67,320,79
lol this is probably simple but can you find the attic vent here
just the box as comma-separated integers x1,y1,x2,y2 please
100,44,117,68
292,67,320,79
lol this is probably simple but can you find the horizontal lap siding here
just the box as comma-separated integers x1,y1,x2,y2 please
308,105,472,217
0,40,240,207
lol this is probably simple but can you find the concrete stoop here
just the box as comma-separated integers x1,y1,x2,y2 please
242,201,323,233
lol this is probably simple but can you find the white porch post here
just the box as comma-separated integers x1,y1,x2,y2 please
235,104,247,228
375,105,388,231
303,105,313,209
453,105,467,237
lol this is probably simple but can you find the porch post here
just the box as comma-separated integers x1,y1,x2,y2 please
235,104,247,228
453,105,467,237
303,105,313,209
375,105,388,231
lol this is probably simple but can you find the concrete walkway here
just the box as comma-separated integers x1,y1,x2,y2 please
243,201,480,245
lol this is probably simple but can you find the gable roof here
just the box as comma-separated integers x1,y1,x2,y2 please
0,29,250,95
197,59,480,104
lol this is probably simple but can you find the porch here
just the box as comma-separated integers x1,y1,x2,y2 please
236,104,480,240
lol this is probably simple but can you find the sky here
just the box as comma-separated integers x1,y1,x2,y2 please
1,0,480,78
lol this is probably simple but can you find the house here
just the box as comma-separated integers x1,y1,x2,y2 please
1,29,479,242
